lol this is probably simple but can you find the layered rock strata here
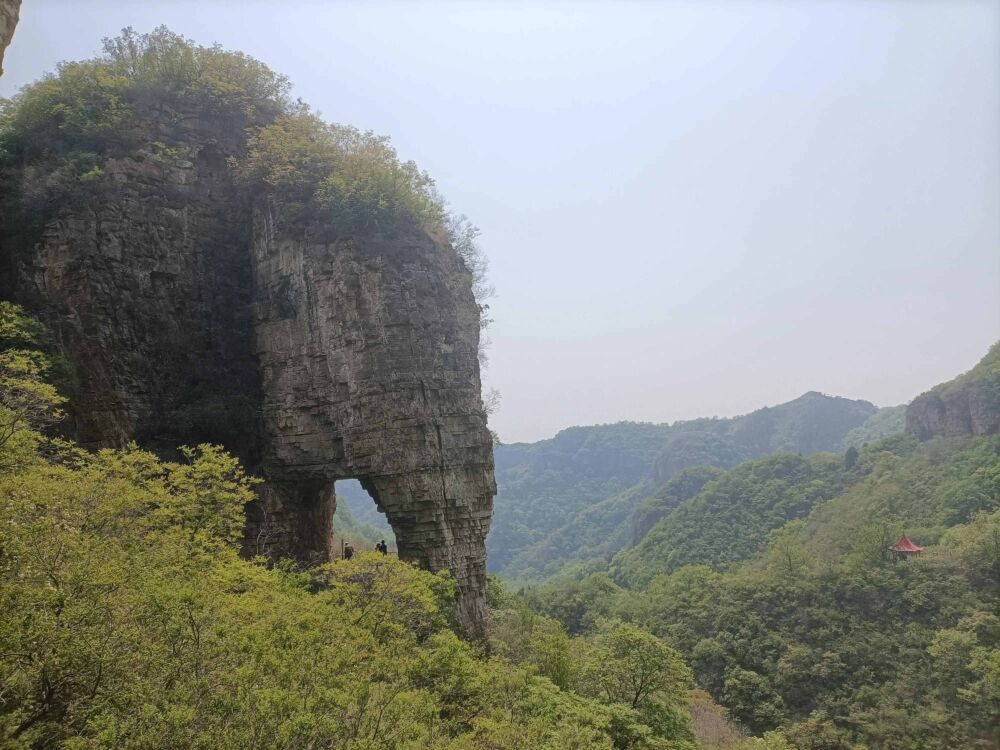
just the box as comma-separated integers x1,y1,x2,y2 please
251,203,495,630
906,380,1000,439
0,115,495,635
906,344,1000,441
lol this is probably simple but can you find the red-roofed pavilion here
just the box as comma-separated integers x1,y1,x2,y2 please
890,535,925,559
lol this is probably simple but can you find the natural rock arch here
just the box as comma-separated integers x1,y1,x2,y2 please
0,131,495,635
248,203,495,633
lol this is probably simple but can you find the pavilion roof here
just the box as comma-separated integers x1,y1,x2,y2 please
890,535,925,553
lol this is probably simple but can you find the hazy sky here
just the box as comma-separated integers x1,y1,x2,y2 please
3,1,998,443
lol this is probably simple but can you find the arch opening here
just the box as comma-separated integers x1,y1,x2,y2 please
332,478,396,557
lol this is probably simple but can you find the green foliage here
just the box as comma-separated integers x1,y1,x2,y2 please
489,422,675,575
0,331,691,749
613,453,849,585
502,481,656,585
489,579,696,749
235,111,444,234
720,668,786,733
517,431,1000,749
946,508,1000,590
490,393,875,585
522,573,625,636
0,448,694,748
840,405,905,450
0,27,289,212
0,301,46,348
737,732,794,750
0,26,470,250
800,435,1000,551
580,620,692,714
0,303,67,470
503,355,1000,746
939,340,1000,394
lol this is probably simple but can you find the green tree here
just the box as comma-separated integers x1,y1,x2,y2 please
0,303,66,470
578,620,695,744
721,668,786,733
844,445,859,470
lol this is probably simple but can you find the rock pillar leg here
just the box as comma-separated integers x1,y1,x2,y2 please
369,464,494,638
244,481,336,565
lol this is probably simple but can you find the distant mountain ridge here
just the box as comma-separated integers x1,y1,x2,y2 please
523,342,1000,749
607,340,1000,586
489,391,877,581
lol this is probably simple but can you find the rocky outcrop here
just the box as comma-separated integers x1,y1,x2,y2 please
249,203,495,631
7,126,258,454
906,344,1000,440
0,0,19,77
0,111,495,635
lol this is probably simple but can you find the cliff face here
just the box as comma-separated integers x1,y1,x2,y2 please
0,0,19,77
251,203,495,629
5,117,257,453
906,343,1000,440
0,110,495,635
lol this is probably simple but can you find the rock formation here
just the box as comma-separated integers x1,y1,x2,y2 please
0,107,496,635
0,0,19,77
906,343,1000,440
250,202,495,631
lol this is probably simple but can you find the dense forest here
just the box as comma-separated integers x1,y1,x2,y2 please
1,22,996,750
0,287,812,748
0,26,714,744
489,392,889,583
0,298,700,748
0,30,752,750
511,344,1000,749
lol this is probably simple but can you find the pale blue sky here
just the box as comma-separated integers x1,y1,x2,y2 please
3,1,998,442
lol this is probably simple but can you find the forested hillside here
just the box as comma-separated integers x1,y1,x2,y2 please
840,405,906,449
489,423,674,573
516,342,1000,750
0,32,801,748
907,341,1000,439
0,159,720,750
611,453,850,586
490,392,877,583
2,16,992,750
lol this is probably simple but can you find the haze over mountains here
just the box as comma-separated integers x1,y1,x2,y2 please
517,342,1000,748
1,6,997,749
488,391,893,582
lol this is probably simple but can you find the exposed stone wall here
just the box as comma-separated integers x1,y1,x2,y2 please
1,114,258,453
249,202,495,633
0,109,496,635
905,381,1000,440
0,0,19,77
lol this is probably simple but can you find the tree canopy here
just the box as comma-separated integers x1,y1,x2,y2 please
0,304,706,750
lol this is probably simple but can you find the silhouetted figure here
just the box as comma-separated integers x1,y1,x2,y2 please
376,539,388,555
343,542,355,560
